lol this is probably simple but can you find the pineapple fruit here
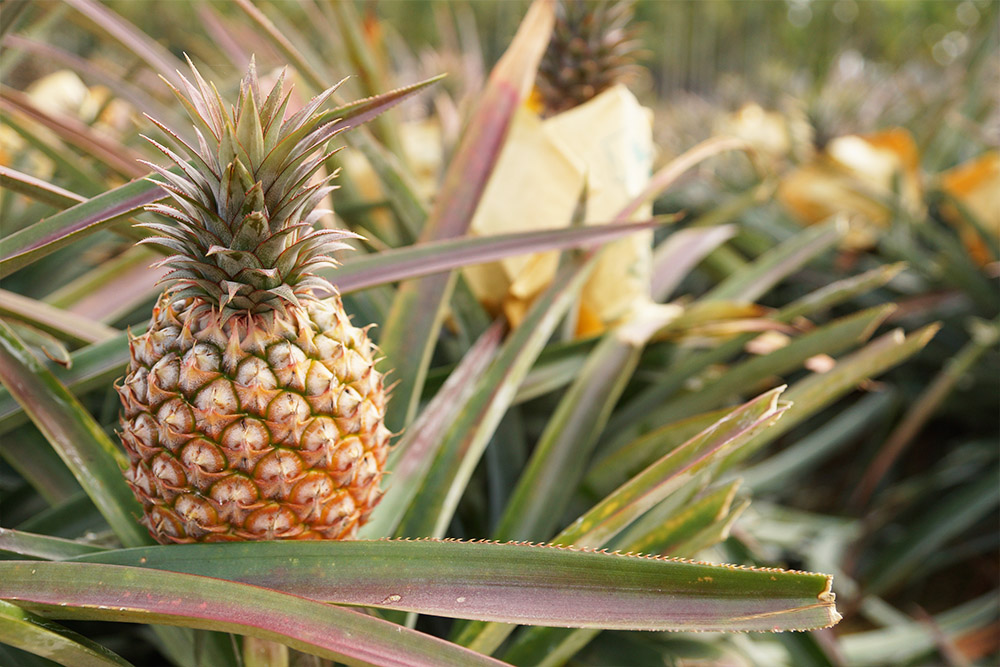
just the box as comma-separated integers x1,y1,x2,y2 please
534,0,641,116
115,61,391,543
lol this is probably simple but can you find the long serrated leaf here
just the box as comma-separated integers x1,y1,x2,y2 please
69,540,838,632
652,225,737,301
605,304,894,454
0,600,132,667
557,387,787,549
379,0,555,432
0,289,119,346
706,219,845,302
0,165,85,209
0,177,165,279
0,90,146,179
396,259,591,539
493,305,680,542
61,0,185,87
358,322,505,539
455,388,789,653
0,561,505,667
0,321,149,548
583,407,733,500
327,218,667,295
503,483,748,667
0,329,133,435
719,325,941,472
0,528,106,561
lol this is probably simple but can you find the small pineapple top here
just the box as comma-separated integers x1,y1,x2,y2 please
535,0,642,116
140,59,357,318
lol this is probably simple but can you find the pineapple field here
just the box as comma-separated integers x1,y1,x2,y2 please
0,1,997,665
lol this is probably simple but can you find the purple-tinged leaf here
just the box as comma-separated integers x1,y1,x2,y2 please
61,0,186,87
0,165,85,209
69,539,840,633
0,289,119,346
379,0,556,432
0,561,505,667
358,321,505,538
652,225,737,301
326,218,669,295
0,600,131,667
0,176,165,279
320,75,446,136
0,321,150,548
0,89,147,179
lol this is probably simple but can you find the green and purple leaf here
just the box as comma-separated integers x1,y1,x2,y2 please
0,561,505,667
66,539,839,633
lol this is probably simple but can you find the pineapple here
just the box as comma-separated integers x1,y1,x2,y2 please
115,61,391,544
534,0,641,116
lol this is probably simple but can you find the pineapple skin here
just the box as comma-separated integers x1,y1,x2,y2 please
117,294,390,544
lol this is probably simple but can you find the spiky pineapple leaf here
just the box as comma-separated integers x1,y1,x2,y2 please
0,176,165,279
0,528,106,561
0,600,132,667
379,0,556,433
453,387,791,654
359,322,505,539
0,321,150,549
0,165,85,209
328,217,669,295
0,561,505,667
63,540,839,633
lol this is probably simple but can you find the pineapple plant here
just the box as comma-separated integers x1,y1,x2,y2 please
116,61,391,543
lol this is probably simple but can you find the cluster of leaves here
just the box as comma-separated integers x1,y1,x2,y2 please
0,1,996,666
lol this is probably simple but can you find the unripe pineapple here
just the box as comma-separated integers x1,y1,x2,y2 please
535,0,641,116
116,61,391,544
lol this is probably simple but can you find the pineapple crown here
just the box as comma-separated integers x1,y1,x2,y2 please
139,57,359,317
536,0,642,115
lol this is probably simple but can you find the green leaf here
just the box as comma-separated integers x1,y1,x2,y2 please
396,260,591,539
358,322,505,539
604,304,895,455
706,219,844,302
0,176,165,279
455,388,791,653
719,325,941,472
0,165,85,209
493,305,679,542
69,540,839,632
0,600,132,667
0,321,150,548
379,0,555,432
0,528,106,561
0,289,119,346
328,218,668,295
0,329,133,436
0,561,505,667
